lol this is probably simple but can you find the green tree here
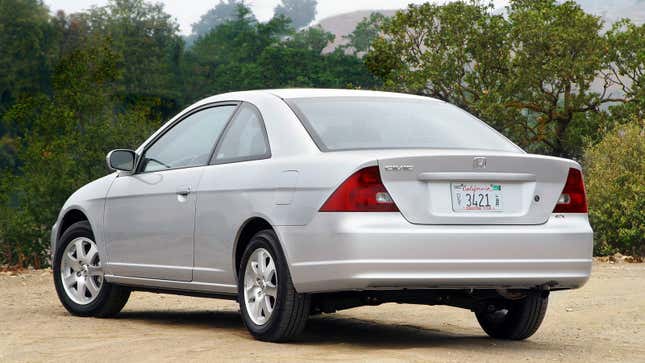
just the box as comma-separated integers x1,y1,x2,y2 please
274,0,317,29
343,12,388,55
183,6,289,99
0,0,59,171
561,19,645,159
605,19,644,122
0,34,160,267
187,0,254,45
0,135,17,169
184,5,376,102
584,119,644,256
0,0,57,111
504,0,622,156
80,0,184,117
258,26,377,89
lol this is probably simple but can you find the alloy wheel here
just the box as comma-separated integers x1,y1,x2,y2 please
243,248,278,325
60,237,104,305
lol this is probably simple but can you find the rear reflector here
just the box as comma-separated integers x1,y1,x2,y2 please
320,166,400,212
553,168,588,213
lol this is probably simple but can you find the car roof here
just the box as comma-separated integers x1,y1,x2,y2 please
265,88,441,101
199,88,443,103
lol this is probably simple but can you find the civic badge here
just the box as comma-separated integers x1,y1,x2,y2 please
473,157,487,169
384,165,414,172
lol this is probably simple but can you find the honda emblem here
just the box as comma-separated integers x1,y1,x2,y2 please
473,157,487,169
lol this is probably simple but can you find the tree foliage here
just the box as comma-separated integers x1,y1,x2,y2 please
274,0,317,29
584,120,644,256
343,12,388,55
79,0,184,115
183,5,376,103
605,20,645,121
506,0,620,155
187,0,254,45
0,0,57,110
0,0,58,170
1,32,161,267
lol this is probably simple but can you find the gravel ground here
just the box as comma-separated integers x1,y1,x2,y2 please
1,262,644,362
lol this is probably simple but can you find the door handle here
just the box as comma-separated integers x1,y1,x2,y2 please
176,185,191,196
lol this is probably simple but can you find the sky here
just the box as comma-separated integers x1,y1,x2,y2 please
44,0,510,35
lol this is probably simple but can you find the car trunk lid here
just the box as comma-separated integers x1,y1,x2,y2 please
378,152,577,225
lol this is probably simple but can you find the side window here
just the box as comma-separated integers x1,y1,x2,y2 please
213,104,270,163
141,105,236,172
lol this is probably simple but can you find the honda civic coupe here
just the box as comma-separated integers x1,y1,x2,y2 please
51,89,592,342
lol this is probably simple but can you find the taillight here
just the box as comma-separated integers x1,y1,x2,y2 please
320,166,399,212
553,168,588,213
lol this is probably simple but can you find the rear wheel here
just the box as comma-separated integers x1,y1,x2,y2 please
53,221,130,318
238,230,310,342
475,292,549,340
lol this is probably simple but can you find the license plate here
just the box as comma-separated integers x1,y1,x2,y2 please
451,183,504,212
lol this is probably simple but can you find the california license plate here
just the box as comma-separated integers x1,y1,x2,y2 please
451,183,504,212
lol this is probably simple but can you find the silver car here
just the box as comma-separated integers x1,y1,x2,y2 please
51,89,593,342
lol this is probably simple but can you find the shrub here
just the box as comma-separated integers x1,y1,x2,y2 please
583,119,644,256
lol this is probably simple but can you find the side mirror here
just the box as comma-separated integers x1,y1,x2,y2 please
106,149,137,172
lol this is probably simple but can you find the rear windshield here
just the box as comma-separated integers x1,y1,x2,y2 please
287,97,521,152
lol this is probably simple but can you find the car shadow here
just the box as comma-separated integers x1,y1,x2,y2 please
300,315,551,351
117,310,244,330
114,309,549,351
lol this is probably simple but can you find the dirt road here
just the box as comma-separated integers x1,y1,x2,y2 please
1,262,644,362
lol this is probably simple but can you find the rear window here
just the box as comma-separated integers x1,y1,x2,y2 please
287,97,521,152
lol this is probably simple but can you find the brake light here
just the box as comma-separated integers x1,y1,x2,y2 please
553,168,588,213
320,166,399,212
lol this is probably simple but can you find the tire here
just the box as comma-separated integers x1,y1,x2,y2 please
53,221,130,318
475,292,549,340
238,230,310,342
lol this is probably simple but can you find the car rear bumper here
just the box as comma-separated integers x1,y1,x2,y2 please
276,213,593,293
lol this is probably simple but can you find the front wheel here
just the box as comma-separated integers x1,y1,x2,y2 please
475,292,549,340
238,230,310,342
53,221,130,318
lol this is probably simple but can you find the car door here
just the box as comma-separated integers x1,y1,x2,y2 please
193,103,272,286
104,103,238,281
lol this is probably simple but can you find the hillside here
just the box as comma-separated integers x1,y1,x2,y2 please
316,9,397,53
